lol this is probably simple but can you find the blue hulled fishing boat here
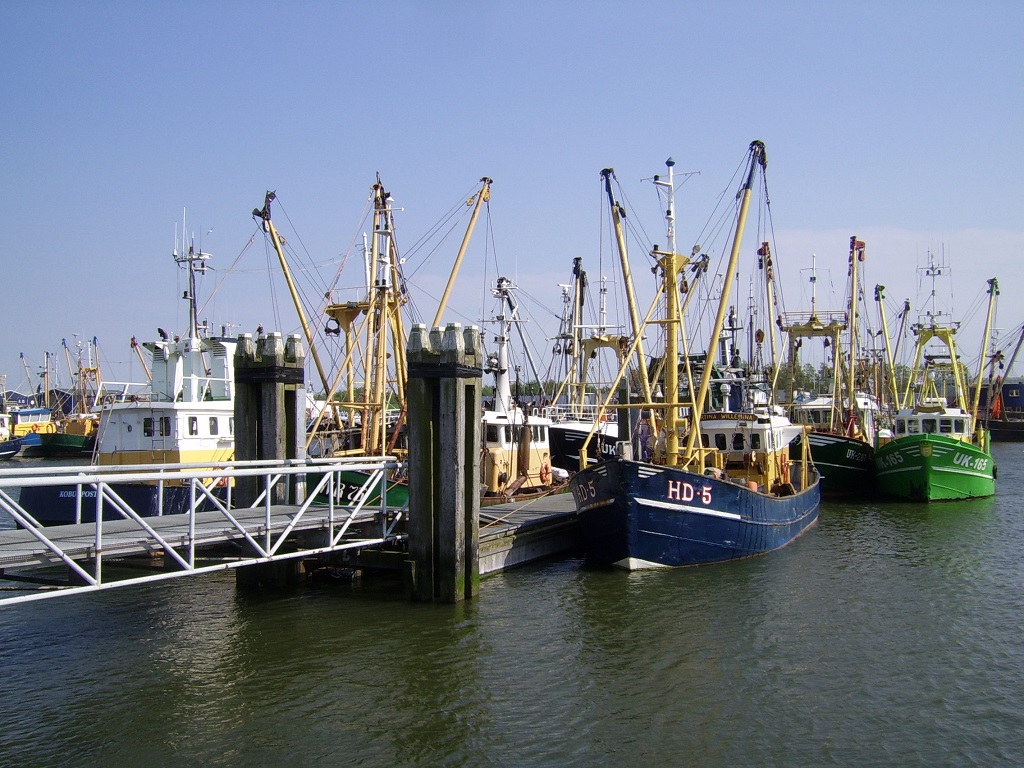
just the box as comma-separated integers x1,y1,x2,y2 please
569,143,820,569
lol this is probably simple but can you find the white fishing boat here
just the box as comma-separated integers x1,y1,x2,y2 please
19,231,237,525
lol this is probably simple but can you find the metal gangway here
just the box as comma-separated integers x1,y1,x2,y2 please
0,456,407,607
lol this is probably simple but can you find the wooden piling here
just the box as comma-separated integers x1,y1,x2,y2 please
406,323,482,602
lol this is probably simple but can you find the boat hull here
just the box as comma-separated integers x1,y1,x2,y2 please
548,421,619,472
873,434,995,501
24,432,96,459
324,469,409,508
792,431,875,498
0,436,25,460
17,483,223,526
985,418,1024,442
569,458,820,569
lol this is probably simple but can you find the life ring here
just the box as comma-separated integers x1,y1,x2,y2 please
539,462,552,484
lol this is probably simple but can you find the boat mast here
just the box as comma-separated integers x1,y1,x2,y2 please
685,141,766,466
131,336,153,382
362,178,409,453
758,240,782,399
252,191,333,396
847,237,865,434
653,158,681,459
432,177,492,328
20,353,33,397
970,278,1000,423
601,168,651,403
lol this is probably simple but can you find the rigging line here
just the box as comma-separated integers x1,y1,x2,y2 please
756,170,788,320
404,215,466,282
269,232,326,337
402,181,482,258
614,179,654,256
275,197,334,309
260,228,284,334
325,193,374,300
195,230,258,320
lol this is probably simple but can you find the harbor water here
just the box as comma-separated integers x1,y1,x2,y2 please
2,445,1023,767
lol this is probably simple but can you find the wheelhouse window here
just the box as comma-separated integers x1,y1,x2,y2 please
160,417,171,436
189,417,199,436
939,419,952,434
955,419,966,433
144,418,154,437
714,433,727,450
209,417,219,436
922,419,937,434
732,433,744,450
751,433,762,449
907,420,920,434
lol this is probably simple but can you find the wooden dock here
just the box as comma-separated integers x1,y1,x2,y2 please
478,492,580,574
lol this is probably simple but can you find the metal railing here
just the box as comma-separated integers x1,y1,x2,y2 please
0,455,407,606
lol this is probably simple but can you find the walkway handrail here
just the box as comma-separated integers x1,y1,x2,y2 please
0,456,402,488
0,455,408,607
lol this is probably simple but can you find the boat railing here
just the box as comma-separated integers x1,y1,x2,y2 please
543,402,617,424
777,309,848,329
93,381,158,405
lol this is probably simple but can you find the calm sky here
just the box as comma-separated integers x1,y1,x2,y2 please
2,1,1022,394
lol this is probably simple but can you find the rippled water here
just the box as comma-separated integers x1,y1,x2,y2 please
2,445,1024,766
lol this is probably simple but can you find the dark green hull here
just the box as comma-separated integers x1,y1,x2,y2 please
22,432,96,458
793,431,875,499
311,469,409,508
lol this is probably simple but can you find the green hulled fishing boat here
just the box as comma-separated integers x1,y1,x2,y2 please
874,274,998,502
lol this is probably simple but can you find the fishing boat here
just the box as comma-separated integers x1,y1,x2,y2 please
34,337,102,458
480,276,566,502
0,413,26,460
973,323,1024,441
978,374,1024,441
9,406,56,453
569,143,820,569
544,257,624,471
545,173,655,474
873,271,998,502
18,233,237,525
779,239,877,498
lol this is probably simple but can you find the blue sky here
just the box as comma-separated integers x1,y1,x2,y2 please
3,1,1023,394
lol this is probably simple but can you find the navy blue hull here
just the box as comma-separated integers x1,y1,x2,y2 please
17,483,219,526
0,436,25,460
570,459,820,568
548,423,619,472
